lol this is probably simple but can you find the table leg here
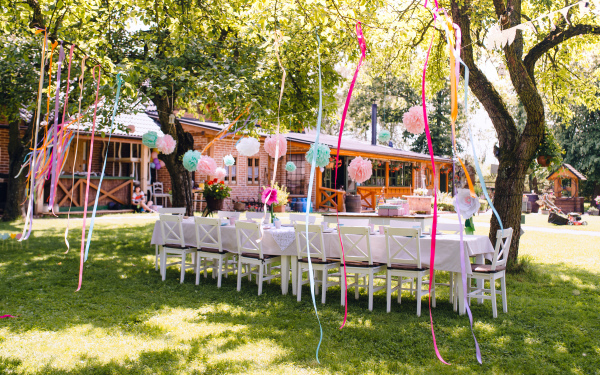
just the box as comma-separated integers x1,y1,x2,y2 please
291,256,298,296
456,272,466,315
475,255,484,304
281,255,290,295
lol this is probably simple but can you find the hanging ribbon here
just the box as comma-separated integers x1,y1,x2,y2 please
201,106,250,154
48,44,65,213
84,73,123,262
77,65,102,292
303,31,325,364
334,21,366,329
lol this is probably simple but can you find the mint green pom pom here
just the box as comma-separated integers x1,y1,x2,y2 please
378,129,391,143
142,131,158,148
285,161,296,172
305,143,331,168
183,150,202,172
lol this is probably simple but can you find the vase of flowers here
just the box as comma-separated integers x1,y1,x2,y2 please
203,178,231,212
261,186,279,223
272,183,289,213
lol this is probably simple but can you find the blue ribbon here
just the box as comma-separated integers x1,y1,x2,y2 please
84,73,123,261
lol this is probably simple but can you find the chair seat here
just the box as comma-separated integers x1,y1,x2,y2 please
344,260,384,268
198,247,228,254
471,264,505,273
241,252,280,260
298,257,339,265
163,243,191,249
387,264,428,271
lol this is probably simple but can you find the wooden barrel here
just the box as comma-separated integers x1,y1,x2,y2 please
345,195,362,212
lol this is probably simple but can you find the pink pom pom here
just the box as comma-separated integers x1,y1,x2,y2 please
214,167,227,180
156,134,176,155
264,135,287,159
196,155,217,176
403,106,425,135
261,187,278,205
348,156,373,184
127,125,136,133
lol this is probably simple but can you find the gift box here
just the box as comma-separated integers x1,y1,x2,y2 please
378,208,389,216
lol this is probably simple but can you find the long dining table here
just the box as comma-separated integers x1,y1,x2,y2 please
150,219,495,315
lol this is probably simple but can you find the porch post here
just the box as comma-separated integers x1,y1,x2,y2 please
141,145,149,193
385,162,389,198
316,167,322,209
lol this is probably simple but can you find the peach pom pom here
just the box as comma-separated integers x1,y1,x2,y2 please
264,135,287,159
403,106,425,135
196,156,217,176
348,156,373,184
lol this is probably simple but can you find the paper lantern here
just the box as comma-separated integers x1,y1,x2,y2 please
151,151,158,159
305,143,331,168
454,188,481,220
150,162,156,169
377,129,391,143
236,137,260,156
223,154,235,167
142,131,158,148
264,135,287,159
402,106,425,135
214,167,227,180
154,158,161,170
196,155,217,176
285,161,296,172
348,156,373,184
182,150,202,172
127,125,136,134
156,134,176,155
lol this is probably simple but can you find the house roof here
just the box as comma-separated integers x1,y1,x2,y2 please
69,108,163,139
547,163,587,181
147,112,452,163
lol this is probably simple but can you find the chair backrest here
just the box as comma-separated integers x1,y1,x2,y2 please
338,218,370,227
159,214,186,247
235,221,263,258
432,222,463,234
157,207,186,215
339,226,373,264
289,213,316,224
193,217,222,251
384,227,422,268
491,228,513,270
217,211,241,220
152,182,164,194
390,220,420,229
245,212,270,224
294,224,326,261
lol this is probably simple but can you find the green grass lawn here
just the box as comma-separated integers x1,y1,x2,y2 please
1,215,599,374
469,211,600,232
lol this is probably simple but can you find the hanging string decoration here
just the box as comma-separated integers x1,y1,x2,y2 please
214,167,227,180
348,156,373,184
305,143,331,168
377,129,391,143
285,161,296,172
236,137,260,156
156,134,176,155
142,131,159,148
153,158,161,170
196,155,217,176
264,134,287,159
403,106,426,134
150,162,156,169
454,189,481,219
224,154,235,166
183,150,202,172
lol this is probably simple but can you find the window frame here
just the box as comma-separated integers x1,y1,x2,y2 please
247,157,260,185
225,157,237,185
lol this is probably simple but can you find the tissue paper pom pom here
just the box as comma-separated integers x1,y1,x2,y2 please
348,156,373,184
150,162,156,169
377,129,391,143
454,188,481,220
285,161,296,172
214,167,227,180
261,187,278,205
264,135,287,159
127,125,136,134
223,154,235,167
151,151,158,159
196,155,217,176
182,150,202,172
156,134,176,155
402,106,425,135
142,131,158,148
305,143,331,168
236,137,261,156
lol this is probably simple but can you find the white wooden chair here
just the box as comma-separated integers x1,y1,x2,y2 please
294,224,340,304
339,226,385,311
384,227,435,316
158,214,196,283
432,222,464,234
245,212,270,224
218,211,241,221
154,207,186,270
289,213,316,225
152,182,172,207
467,228,514,318
235,221,281,295
193,217,235,288
338,218,370,227
389,220,420,229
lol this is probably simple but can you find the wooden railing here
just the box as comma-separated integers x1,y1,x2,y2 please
57,176,134,208
357,186,412,209
316,187,345,211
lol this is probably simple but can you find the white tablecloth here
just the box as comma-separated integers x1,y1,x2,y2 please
151,219,494,274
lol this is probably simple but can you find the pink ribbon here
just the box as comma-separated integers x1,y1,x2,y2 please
0,315,14,319
335,22,366,329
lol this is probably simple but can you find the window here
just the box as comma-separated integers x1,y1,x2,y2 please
389,162,413,187
247,158,259,185
364,161,386,186
226,157,237,185
286,154,306,195
562,178,571,188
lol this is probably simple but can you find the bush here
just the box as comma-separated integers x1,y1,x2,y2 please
438,202,455,212
479,199,489,212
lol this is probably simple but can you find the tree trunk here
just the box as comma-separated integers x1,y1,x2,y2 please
153,96,195,216
3,120,31,221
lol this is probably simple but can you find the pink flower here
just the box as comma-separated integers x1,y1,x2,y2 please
196,155,217,176
156,134,176,155
264,135,287,159
261,187,278,205
348,156,373,184
213,167,227,180
403,106,425,135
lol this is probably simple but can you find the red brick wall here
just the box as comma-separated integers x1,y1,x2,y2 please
0,127,9,183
